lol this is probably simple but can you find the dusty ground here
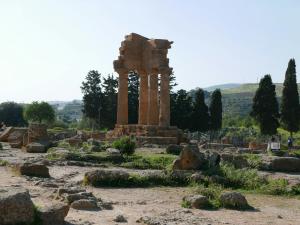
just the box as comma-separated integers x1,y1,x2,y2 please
1,146,300,225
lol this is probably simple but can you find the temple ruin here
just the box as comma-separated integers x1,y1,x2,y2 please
107,33,183,144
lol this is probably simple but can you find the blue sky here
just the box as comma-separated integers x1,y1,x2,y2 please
0,0,300,102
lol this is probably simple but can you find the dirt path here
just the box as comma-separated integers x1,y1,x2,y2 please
1,147,300,225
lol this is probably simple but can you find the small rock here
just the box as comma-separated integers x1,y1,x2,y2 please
114,214,127,223
71,199,99,210
220,192,249,209
106,148,121,156
183,195,209,209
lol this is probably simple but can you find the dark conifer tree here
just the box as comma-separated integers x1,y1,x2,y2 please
102,74,118,129
281,59,300,137
128,71,139,124
250,75,279,135
81,70,103,128
190,88,210,132
209,89,222,131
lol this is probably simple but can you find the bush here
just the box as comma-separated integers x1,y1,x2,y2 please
0,143,3,150
112,136,136,155
166,144,183,155
194,184,223,208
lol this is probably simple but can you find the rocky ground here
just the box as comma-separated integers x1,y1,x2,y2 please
1,145,300,225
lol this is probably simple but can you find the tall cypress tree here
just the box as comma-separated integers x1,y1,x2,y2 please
190,88,210,132
250,75,279,135
209,89,222,131
128,71,139,124
81,70,103,128
102,74,118,129
281,59,300,137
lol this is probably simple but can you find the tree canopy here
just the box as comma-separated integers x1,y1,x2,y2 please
23,101,55,124
251,75,279,135
0,102,26,126
281,58,300,136
209,89,223,131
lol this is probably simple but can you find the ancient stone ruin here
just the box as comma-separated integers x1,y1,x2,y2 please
107,33,184,144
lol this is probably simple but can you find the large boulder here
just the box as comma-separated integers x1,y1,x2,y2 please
38,202,69,225
26,142,47,153
27,123,49,143
270,157,300,172
0,187,35,225
172,144,207,170
7,128,27,148
183,195,209,209
84,169,130,186
15,162,50,178
220,192,249,209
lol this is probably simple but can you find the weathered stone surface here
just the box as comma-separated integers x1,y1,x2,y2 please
38,202,69,225
172,145,207,170
0,187,34,225
204,151,221,167
270,157,300,172
0,127,14,141
15,162,50,177
183,195,209,209
106,147,121,156
220,192,249,209
26,142,47,153
66,192,95,204
71,199,98,210
221,153,249,168
84,169,130,186
8,128,27,148
27,123,49,144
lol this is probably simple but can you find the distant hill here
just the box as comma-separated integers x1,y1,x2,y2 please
221,83,300,116
203,83,242,92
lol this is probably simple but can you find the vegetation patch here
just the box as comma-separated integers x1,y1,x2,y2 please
0,159,8,166
112,136,136,155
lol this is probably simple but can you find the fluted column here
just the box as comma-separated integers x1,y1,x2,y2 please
138,73,148,125
147,74,159,125
159,74,170,127
117,71,128,125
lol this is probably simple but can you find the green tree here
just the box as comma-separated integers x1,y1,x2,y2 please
281,59,300,137
102,74,118,129
128,71,139,124
250,75,279,135
171,89,193,129
0,102,26,126
190,88,210,132
24,102,55,124
81,70,103,128
209,89,223,131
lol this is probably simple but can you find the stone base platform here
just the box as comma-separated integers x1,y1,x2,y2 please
106,124,187,145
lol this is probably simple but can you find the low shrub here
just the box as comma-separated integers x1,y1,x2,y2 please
112,136,136,155
194,184,223,209
166,144,182,155
0,159,8,166
259,178,289,195
181,200,192,208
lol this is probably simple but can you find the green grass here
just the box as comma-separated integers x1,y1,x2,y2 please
0,159,8,166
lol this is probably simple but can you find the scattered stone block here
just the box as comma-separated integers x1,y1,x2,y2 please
38,202,69,225
183,195,209,209
15,162,50,178
0,187,35,225
220,192,249,209
71,199,98,210
172,144,207,170
84,169,130,186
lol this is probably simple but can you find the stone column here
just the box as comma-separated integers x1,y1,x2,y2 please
117,71,128,125
147,74,159,125
138,73,148,125
159,74,170,127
